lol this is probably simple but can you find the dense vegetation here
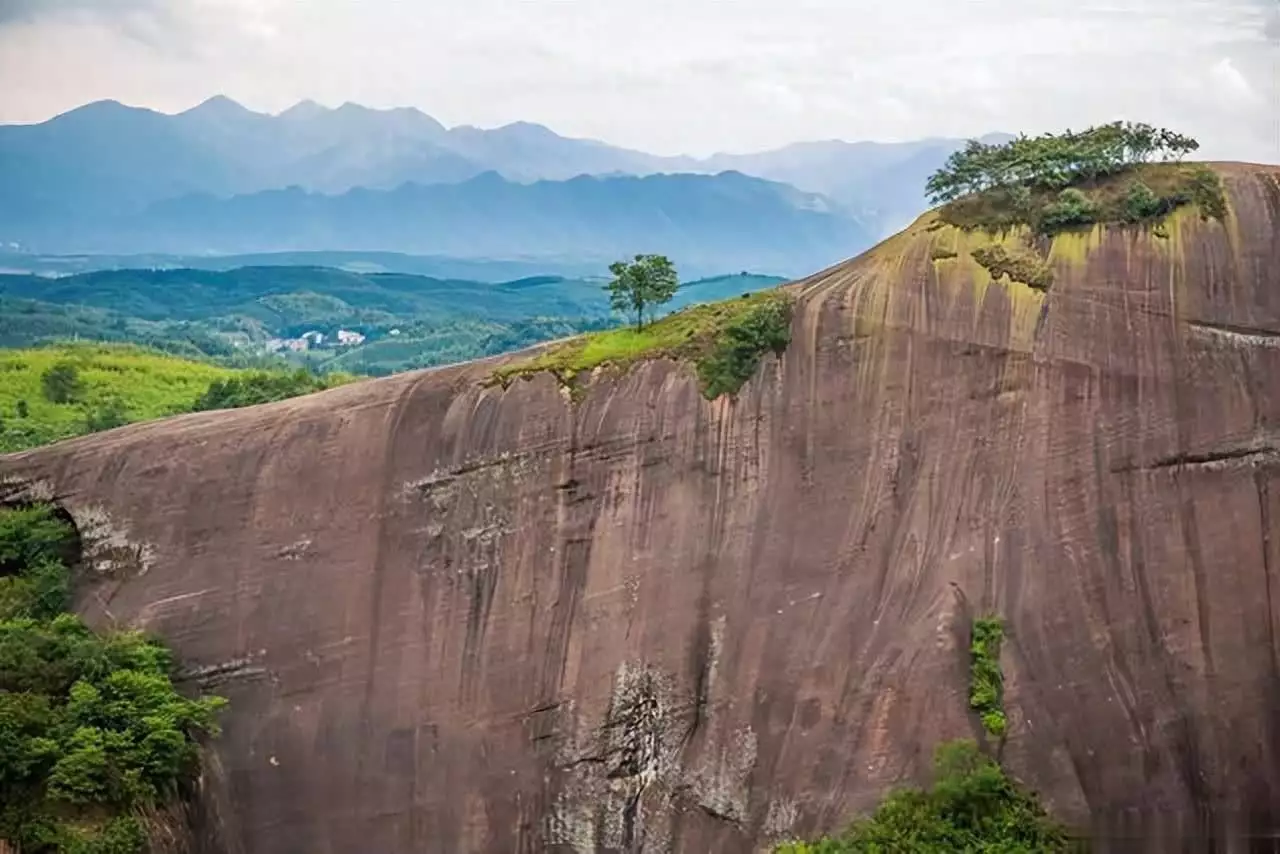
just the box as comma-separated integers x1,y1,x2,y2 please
0,504,225,853
0,345,349,454
775,740,1070,853
492,290,793,401
970,617,1007,739
927,123,1226,235
192,369,346,412
0,267,784,376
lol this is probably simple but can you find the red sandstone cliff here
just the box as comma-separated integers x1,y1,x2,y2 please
2,164,1279,853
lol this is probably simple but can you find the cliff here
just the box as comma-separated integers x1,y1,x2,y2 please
2,163,1279,853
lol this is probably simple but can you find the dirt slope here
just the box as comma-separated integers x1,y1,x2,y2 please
3,164,1279,853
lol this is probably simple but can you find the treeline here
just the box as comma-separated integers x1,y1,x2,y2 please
926,122,1199,203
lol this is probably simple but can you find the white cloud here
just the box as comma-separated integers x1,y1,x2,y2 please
0,0,1274,162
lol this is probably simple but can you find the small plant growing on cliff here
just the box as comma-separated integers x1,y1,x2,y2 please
605,254,679,331
774,739,1069,852
0,504,226,854
969,617,1006,739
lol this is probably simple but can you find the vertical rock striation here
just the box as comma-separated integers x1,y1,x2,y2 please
2,164,1279,853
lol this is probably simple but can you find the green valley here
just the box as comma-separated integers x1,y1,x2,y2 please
0,267,785,377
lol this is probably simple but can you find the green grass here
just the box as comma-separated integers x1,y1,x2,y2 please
491,290,793,400
969,617,1006,739
0,343,353,454
941,162,1227,236
0,344,235,452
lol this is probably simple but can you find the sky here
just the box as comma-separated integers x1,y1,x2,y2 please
0,0,1275,161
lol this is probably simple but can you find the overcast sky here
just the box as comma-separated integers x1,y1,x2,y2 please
0,0,1275,160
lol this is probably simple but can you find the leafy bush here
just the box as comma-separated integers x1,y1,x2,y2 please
970,617,1005,739
84,397,129,434
696,296,793,399
0,504,225,854
775,739,1070,852
1121,181,1173,222
40,363,86,405
191,368,335,412
1038,188,1099,232
1185,166,1227,220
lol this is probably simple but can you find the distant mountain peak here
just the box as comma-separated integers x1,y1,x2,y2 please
181,95,257,119
279,99,330,120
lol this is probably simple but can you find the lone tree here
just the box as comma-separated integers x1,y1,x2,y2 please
40,361,85,405
605,254,678,331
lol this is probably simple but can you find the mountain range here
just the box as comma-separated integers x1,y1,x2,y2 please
0,96,1008,275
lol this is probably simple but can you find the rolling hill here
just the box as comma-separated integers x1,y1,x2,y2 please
0,265,786,375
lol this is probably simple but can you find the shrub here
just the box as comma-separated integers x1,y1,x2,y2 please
1038,188,1099,232
1185,166,1227,220
40,363,86,405
970,617,1005,739
0,504,225,854
15,400,28,419
775,739,1070,852
84,397,129,434
696,296,792,399
1121,181,1173,222
192,368,331,412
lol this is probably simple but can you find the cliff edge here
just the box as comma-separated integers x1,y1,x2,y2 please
3,163,1279,853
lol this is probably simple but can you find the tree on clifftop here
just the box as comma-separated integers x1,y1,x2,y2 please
605,254,679,331
925,122,1200,204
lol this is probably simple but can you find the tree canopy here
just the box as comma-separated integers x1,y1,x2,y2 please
604,254,679,331
926,123,1200,204
776,740,1070,853
0,504,225,854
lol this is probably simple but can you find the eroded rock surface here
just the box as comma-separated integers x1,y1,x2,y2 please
3,164,1279,853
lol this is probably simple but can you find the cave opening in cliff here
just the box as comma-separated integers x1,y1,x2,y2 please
0,495,83,579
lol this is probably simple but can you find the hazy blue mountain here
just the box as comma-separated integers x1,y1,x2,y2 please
701,134,1016,236
0,250,615,283
0,96,1004,257
44,171,867,278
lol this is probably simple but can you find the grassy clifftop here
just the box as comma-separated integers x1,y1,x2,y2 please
0,344,351,454
491,289,794,401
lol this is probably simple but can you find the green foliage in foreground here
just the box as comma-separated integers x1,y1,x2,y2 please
0,344,353,454
0,505,225,853
775,740,1070,853
492,290,793,401
970,617,1006,739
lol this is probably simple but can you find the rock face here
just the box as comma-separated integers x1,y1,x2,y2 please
3,164,1280,853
